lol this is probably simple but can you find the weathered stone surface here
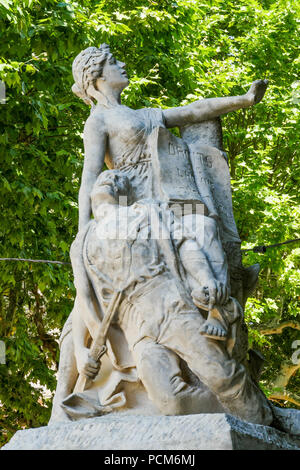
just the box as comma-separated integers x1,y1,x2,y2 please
3,414,300,450
48,44,300,440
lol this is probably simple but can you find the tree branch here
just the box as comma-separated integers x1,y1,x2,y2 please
269,392,300,408
257,321,300,335
268,356,300,407
4,288,17,337
273,360,300,389
31,285,58,363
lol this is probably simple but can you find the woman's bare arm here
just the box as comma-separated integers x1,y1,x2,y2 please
72,298,101,379
70,228,103,379
163,79,268,128
78,114,107,230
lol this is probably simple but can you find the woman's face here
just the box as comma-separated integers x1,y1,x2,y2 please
101,54,129,90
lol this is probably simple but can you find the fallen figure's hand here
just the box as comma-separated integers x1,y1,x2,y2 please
192,281,229,310
76,347,101,380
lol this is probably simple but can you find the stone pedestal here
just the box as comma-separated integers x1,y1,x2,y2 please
2,413,300,450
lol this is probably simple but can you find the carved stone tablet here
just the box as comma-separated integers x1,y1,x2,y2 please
150,126,204,209
181,123,240,244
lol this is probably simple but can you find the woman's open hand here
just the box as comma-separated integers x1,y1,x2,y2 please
246,79,269,106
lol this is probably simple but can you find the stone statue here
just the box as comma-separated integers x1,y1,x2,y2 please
49,44,298,435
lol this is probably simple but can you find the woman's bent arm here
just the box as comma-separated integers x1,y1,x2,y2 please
78,115,107,230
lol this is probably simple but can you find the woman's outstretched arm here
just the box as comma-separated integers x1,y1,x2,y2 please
78,114,107,230
163,79,268,128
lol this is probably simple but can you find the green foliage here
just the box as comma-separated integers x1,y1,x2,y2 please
0,0,299,446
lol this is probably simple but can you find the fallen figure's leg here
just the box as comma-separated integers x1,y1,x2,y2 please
153,307,273,426
131,337,224,415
